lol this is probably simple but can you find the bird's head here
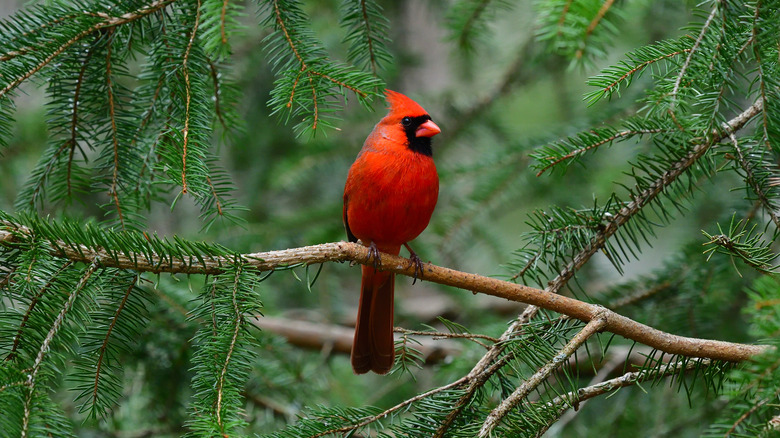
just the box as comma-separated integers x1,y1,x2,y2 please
382,89,441,156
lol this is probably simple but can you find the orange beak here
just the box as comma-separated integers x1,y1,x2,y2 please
415,120,441,138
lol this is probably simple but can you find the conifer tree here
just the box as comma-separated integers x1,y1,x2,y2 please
0,0,778,437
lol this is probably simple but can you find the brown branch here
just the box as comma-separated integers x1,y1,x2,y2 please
671,5,718,104
216,266,242,431
596,48,692,101
252,317,462,361
556,0,574,34
67,43,95,196
308,70,369,97
220,0,229,44
205,175,224,216
105,29,125,229
359,0,377,74
725,387,780,436
545,98,764,296
0,227,769,363
207,58,228,131
180,0,202,195
575,0,616,59
730,132,780,229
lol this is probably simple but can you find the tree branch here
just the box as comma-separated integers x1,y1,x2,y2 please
0,225,769,363
545,97,764,295
535,358,715,437
479,313,609,436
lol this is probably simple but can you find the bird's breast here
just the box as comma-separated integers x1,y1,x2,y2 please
345,149,439,248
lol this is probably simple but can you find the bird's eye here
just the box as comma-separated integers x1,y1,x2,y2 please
401,117,412,127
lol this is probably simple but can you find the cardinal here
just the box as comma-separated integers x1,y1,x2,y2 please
343,90,441,374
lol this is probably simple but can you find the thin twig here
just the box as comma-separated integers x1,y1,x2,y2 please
597,49,692,97
67,42,95,196
180,0,202,194
105,28,125,229
536,128,669,176
5,261,74,362
433,310,563,437
535,358,714,437
21,260,100,438
575,0,616,59
216,266,243,431
478,313,609,436
93,276,138,408
396,327,491,348
359,0,378,74
671,5,718,106
730,132,780,229
309,377,469,438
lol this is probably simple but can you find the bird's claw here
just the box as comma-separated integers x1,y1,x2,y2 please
408,252,425,284
366,242,381,271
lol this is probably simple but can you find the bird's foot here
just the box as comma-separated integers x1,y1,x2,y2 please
404,243,425,284
367,241,381,270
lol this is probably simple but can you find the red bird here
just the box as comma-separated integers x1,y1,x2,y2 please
343,90,441,374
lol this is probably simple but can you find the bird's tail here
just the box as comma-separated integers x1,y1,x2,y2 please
351,265,395,374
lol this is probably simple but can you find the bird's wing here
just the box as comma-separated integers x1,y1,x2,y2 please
343,194,357,243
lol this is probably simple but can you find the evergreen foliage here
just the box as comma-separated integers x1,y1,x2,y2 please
0,0,779,437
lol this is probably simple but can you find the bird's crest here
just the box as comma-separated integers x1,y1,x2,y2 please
385,89,428,117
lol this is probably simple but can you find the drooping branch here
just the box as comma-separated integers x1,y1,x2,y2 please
0,225,769,363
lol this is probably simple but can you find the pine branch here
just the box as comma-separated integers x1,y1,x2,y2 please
433,308,539,437
730,133,780,229
671,5,718,107
0,0,176,99
545,97,764,295
478,313,608,436
21,259,100,438
535,358,715,437
575,0,616,60
181,0,203,195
